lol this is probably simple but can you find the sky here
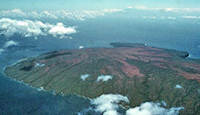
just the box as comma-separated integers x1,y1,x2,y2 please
1,0,200,11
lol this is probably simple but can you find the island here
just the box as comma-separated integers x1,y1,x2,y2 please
4,43,200,115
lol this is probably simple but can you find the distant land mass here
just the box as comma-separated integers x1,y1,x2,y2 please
4,43,200,115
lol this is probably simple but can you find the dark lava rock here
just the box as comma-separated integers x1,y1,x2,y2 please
4,43,200,115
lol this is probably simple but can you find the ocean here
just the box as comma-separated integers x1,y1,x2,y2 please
0,16,200,114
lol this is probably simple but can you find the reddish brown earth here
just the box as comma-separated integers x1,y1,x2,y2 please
4,43,200,115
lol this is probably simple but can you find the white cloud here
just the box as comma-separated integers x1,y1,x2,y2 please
0,9,27,18
134,5,148,10
155,7,176,12
168,17,176,20
126,6,134,9
2,8,200,21
103,110,118,115
79,46,84,49
175,84,182,89
40,11,58,19
143,16,147,19
132,5,174,12
126,102,184,115
91,94,129,115
102,9,124,13
34,63,45,68
97,75,113,82
0,9,124,21
27,11,40,18
0,18,77,38
130,5,200,13
1,7,200,21
80,74,90,81
179,8,200,12
165,8,174,12
182,16,200,19
4,40,19,48
0,48,4,55
127,6,133,9
48,23,77,37
143,16,158,19
143,16,177,20
91,94,183,115
0,18,45,37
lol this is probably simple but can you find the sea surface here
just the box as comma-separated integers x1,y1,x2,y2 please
0,17,200,114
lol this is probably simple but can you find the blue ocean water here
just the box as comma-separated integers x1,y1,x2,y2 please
0,39,92,115
0,16,200,114
72,17,200,59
